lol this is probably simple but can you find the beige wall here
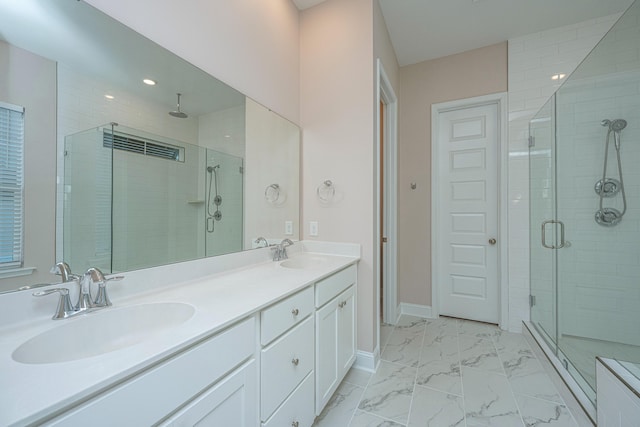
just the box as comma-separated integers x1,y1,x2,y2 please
300,0,377,353
0,41,57,292
86,0,300,124
398,43,508,306
245,98,301,248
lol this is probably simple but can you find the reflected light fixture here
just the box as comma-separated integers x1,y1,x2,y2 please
104,94,115,100
551,73,566,81
143,78,157,86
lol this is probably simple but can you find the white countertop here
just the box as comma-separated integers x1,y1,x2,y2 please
0,242,359,426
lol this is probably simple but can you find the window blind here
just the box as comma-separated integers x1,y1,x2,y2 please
0,102,25,268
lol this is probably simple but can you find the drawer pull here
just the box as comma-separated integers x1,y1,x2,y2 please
291,308,299,316
292,422,299,427
291,357,300,366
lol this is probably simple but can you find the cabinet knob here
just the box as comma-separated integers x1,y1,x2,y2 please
291,308,299,316
291,357,300,366
292,422,299,427
339,301,346,308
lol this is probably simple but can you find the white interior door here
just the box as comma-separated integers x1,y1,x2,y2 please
437,103,499,324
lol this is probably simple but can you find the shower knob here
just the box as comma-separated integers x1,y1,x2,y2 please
489,238,497,245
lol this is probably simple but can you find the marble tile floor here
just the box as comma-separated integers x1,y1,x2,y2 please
313,315,580,427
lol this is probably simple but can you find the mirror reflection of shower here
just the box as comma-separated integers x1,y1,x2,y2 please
595,118,628,226
206,165,222,233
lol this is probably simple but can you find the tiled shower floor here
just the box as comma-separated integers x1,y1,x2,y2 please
313,315,580,426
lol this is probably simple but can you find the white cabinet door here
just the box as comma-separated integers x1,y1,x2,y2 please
161,359,258,427
315,285,356,415
337,286,356,375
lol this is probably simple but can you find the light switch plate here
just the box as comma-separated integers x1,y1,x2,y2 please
309,221,318,237
285,221,293,235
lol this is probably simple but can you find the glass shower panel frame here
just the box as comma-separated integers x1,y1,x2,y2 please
63,125,113,274
529,95,558,350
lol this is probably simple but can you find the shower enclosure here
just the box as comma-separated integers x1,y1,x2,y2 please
63,123,243,274
528,0,640,416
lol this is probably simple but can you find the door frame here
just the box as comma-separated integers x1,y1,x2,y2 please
376,59,398,328
431,92,509,329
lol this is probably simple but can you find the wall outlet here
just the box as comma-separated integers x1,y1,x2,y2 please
285,221,293,235
309,221,318,237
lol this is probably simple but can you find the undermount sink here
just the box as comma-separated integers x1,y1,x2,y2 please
12,302,195,364
280,255,330,269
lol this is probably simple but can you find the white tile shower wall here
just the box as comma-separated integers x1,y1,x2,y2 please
507,14,621,332
203,150,244,257
555,69,640,346
56,63,200,271
110,144,202,272
198,107,246,257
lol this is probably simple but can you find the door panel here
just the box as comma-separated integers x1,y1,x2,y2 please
529,96,557,346
437,103,499,324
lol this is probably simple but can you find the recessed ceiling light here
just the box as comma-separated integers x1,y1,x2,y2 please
104,94,115,100
551,73,566,81
143,78,157,86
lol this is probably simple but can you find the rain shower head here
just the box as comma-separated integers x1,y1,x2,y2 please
169,93,188,118
602,119,627,131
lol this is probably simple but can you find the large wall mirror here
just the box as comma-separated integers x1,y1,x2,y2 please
0,0,300,292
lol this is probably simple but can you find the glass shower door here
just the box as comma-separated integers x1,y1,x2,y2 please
529,96,558,348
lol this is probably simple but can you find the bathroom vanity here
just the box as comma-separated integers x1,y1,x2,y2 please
0,242,359,426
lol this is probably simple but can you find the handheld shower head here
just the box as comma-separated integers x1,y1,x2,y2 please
206,165,220,173
611,119,627,132
169,93,188,118
602,119,627,132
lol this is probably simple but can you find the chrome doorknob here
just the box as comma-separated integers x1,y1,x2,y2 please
489,238,497,245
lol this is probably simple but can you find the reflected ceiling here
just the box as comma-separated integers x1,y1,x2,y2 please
0,0,244,115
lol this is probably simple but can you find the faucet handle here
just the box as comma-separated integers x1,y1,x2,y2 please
93,273,124,307
33,288,77,320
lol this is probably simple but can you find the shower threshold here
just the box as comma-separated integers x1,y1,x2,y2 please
523,321,596,426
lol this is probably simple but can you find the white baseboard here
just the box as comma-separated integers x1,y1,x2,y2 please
399,303,433,319
353,347,379,373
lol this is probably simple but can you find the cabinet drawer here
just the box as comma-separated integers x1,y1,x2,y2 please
261,286,313,345
262,372,315,427
261,316,314,420
46,317,256,426
315,264,356,308
160,359,257,427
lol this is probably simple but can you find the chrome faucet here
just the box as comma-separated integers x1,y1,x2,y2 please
272,238,294,261
254,237,269,248
77,268,97,311
33,264,123,319
33,288,78,320
87,267,124,307
53,261,80,283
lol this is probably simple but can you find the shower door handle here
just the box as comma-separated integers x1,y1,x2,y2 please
541,220,565,249
557,221,566,249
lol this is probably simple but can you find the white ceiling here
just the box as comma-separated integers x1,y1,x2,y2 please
378,0,634,66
